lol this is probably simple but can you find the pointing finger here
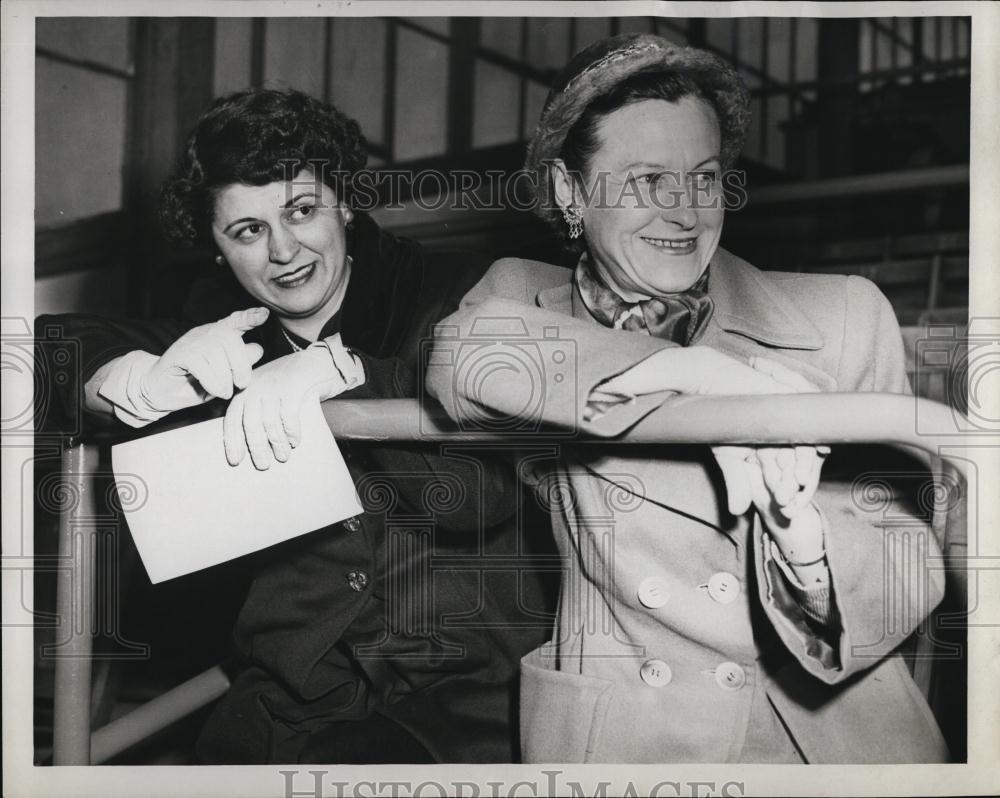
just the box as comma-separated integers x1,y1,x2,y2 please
220,307,270,333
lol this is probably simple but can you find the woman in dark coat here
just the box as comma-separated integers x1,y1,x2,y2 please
37,88,552,764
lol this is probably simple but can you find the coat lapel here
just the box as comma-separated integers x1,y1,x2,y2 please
340,212,425,357
705,248,823,351
536,280,575,316
537,247,824,350
697,249,837,391
537,248,837,391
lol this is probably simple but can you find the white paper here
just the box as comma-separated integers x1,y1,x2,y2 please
110,402,362,583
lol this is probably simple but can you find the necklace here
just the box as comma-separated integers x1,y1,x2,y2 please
281,327,304,352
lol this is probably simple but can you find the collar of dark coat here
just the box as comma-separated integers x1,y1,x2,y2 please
536,247,823,351
338,211,424,356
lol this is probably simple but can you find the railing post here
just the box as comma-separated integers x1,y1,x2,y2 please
90,665,231,765
52,443,99,765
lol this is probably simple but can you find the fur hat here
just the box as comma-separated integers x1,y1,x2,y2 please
524,33,751,229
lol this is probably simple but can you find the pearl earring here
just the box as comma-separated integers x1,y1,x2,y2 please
214,254,224,266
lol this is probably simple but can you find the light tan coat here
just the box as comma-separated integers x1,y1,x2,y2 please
426,248,949,763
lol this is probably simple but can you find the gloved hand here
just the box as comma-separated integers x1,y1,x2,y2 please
713,443,829,558
599,346,814,396
709,356,829,565
98,308,269,427
223,333,365,470
596,344,830,568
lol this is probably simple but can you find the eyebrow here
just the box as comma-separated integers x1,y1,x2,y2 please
621,156,721,171
222,217,259,234
221,192,319,233
283,191,317,207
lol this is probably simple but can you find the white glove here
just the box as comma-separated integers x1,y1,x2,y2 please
599,347,816,397
223,333,365,470
709,356,829,566
97,308,269,427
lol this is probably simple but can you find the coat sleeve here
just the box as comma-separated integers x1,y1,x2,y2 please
425,258,681,437
338,251,523,533
755,275,946,683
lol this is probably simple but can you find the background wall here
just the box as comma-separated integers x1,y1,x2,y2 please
34,18,132,315
35,15,971,320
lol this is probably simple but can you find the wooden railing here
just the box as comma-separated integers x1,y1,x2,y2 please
49,393,970,764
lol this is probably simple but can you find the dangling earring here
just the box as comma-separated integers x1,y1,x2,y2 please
342,207,354,226
214,254,225,266
562,206,583,239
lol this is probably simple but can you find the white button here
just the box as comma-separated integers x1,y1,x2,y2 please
707,572,741,604
640,659,673,687
715,661,746,691
637,577,670,609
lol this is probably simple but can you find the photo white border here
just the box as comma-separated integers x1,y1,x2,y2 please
3,2,999,796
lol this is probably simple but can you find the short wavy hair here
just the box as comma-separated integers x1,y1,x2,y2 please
160,88,368,247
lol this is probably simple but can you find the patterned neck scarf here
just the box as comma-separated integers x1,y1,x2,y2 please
574,254,714,345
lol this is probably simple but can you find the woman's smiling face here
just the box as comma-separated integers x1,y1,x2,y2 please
211,168,351,322
566,95,725,300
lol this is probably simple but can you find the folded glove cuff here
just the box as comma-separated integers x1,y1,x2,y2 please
308,333,366,396
768,536,833,625
96,350,171,428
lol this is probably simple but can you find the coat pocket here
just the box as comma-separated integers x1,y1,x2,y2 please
519,642,614,763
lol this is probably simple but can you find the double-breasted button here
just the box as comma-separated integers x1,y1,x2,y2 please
637,577,670,609
714,661,746,691
640,659,673,687
347,570,369,592
342,516,362,533
707,572,740,604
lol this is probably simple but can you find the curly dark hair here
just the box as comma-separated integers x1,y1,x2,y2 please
159,88,368,246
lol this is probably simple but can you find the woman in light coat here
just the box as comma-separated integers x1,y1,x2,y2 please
426,33,950,763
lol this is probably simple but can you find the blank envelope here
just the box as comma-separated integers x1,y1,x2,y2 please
111,402,362,583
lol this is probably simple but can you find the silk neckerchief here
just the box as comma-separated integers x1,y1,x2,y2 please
574,253,714,345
